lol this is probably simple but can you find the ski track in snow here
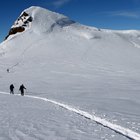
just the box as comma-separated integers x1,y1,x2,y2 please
0,92,140,140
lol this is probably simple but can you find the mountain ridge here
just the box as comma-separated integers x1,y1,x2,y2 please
5,6,77,40
3,6,140,44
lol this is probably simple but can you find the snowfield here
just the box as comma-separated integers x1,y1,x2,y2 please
0,6,140,140
0,92,139,140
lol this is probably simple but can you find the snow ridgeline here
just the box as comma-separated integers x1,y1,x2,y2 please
0,92,140,140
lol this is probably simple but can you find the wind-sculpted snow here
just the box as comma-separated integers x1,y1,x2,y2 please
0,92,139,140
4,6,76,40
25,6,76,34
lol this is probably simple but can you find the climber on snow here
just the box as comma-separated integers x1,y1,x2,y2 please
10,84,14,94
19,84,26,96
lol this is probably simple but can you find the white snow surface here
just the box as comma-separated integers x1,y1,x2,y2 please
0,92,140,140
0,6,140,140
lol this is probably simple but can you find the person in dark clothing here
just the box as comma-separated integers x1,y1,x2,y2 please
19,84,26,96
10,84,14,94
7,69,10,73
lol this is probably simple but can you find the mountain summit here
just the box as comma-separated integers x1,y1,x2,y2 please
5,6,76,40
2,6,140,69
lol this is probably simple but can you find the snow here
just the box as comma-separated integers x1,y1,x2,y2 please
24,6,75,34
0,6,140,140
0,93,130,140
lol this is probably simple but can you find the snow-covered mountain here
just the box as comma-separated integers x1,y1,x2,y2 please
5,6,76,40
0,6,140,140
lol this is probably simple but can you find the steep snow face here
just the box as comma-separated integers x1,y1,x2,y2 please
0,6,140,140
25,6,75,34
5,6,76,40
23,6,75,34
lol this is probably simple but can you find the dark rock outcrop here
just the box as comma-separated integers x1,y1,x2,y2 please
5,12,33,40
5,27,25,40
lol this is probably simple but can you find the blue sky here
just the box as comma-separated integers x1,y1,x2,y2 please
1,0,140,42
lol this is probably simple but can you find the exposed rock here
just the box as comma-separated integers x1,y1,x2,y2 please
22,12,29,17
28,17,33,22
5,12,33,40
5,27,25,40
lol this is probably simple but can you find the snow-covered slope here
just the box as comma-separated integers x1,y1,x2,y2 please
0,6,140,140
0,93,133,140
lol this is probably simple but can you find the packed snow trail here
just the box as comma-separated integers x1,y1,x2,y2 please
0,92,140,140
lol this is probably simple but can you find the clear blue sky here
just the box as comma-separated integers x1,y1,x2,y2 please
1,0,140,42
